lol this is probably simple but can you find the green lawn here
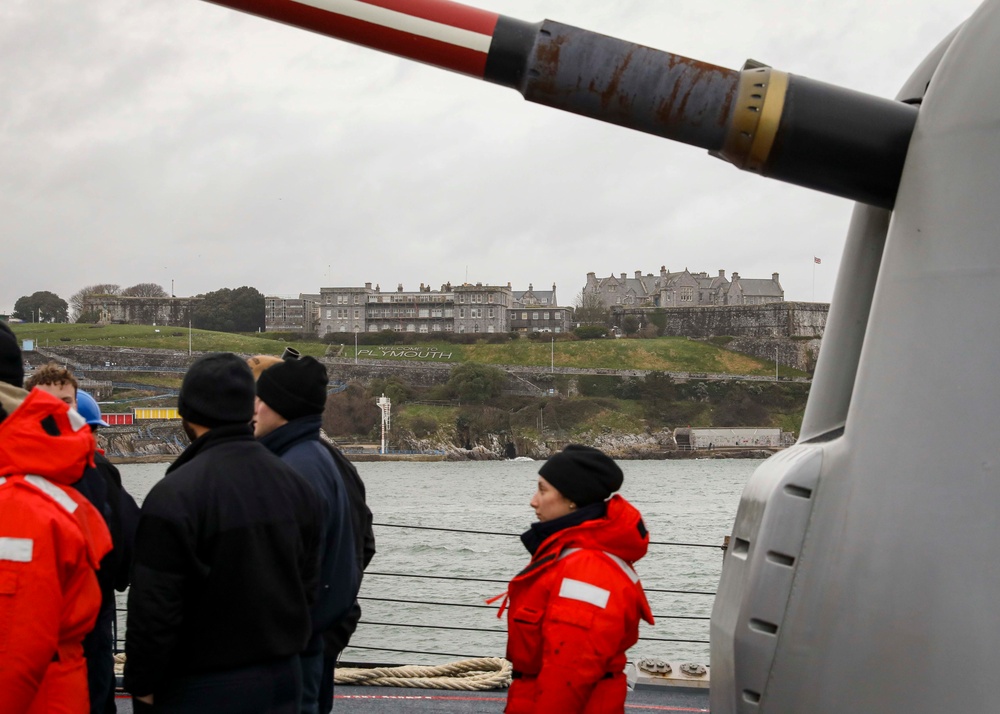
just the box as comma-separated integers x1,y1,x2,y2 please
10,324,806,377
10,323,327,358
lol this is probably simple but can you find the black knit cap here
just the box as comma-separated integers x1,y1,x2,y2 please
256,355,328,421
177,353,255,428
538,444,624,507
0,320,23,388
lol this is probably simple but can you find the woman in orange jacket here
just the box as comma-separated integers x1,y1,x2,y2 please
502,445,654,713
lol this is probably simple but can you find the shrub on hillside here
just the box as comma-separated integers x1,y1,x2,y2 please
323,382,379,437
711,385,770,427
409,415,439,438
447,363,507,403
574,325,607,340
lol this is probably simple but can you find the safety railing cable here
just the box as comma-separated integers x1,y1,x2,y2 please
374,521,725,549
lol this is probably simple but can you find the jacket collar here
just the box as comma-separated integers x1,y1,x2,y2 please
521,501,607,555
0,388,94,484
517,495,650,572
258,414,322,456
166,423,254,474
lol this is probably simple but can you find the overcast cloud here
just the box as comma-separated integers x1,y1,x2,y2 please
0,0,985,314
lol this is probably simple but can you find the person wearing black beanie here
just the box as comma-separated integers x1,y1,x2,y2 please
0,320,24,388
176,353,255,429
250,355,360,714
502,445,653,713
125,352,323,711
256,356,328,423
537,443,624,510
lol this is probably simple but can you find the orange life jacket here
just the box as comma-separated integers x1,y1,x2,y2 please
502,495,654,714
0,389,112,714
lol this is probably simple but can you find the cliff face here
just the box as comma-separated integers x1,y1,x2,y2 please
97,423,187,461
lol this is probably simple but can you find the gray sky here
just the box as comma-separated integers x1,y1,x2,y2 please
1,0,984,315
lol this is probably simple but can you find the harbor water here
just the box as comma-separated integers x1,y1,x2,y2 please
119,458,756,667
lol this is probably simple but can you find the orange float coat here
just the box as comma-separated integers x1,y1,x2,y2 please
0,389,113,714
503,495,654,713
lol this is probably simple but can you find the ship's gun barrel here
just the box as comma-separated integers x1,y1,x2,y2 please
205,0,917,209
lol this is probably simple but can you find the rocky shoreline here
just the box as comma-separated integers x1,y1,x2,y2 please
99,423,777,464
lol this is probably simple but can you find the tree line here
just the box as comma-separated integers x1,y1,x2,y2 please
10,283,264,334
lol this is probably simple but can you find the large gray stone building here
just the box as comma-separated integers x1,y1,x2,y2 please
82,295,200,326
265,294,319,333
584,267,783,308
509,283,574,334
311,282,514,336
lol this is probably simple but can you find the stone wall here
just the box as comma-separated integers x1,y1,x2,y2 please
615,301,828,338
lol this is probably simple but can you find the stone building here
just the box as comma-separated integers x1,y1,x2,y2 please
265,294,319,333
313,282,512,336
82,295,200,326
509,283,574,333
584,267,783,309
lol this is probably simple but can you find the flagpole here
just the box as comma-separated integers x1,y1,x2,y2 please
813,260,815,301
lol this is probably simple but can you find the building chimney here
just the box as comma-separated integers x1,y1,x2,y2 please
397,283,404,292
731,272,740,281
620,273,627,281
718,270,725,278
772,272,780,283
365,282,372,290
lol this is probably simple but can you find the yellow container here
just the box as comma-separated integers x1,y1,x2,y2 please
133,407,180,420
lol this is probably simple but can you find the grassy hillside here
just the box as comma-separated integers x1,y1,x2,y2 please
10,323,328,358
11,323,806,377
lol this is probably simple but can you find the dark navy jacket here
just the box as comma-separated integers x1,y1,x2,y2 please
261,415,359,649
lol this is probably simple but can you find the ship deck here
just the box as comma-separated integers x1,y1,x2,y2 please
115,683,710,712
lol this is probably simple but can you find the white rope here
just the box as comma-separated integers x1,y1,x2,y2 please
334,657,512,691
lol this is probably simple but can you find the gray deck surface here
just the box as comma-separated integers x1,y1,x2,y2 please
115,684,709,712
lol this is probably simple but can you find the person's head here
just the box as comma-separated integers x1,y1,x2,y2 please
25,362,79,408
246,354,283,381
252,356,328,438
75,389,109,431
0,320,23,388
531,445,624,522
177,353,255,439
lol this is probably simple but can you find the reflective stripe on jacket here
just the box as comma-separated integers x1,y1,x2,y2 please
505,495,654,714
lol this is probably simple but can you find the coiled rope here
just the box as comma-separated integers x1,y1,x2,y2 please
334,657,512,690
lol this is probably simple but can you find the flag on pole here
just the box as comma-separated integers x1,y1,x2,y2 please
814,257,822,264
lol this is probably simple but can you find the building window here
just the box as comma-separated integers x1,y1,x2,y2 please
543,312,549,320
522,312,528,320
487,325,495,333
339,324,347,332
680,287,694,302
488,308,495,318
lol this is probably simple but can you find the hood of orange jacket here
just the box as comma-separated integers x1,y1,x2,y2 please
0,388,96,484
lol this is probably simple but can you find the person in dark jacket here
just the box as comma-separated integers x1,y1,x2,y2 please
77,389,141,714
318,440,375,713
124,353,322,713
251,354,360,714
